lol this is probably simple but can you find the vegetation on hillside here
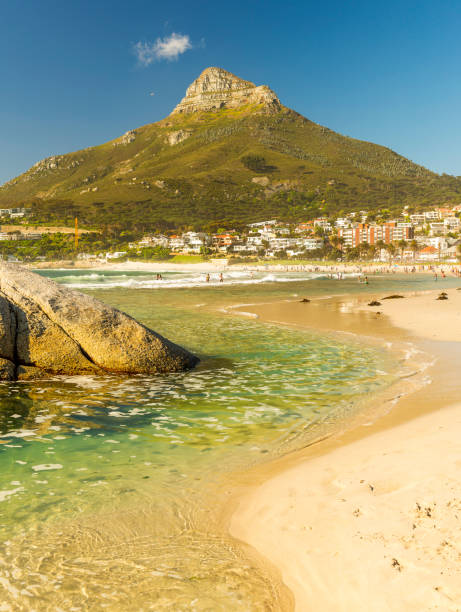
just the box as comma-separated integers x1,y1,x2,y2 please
2,104,461,235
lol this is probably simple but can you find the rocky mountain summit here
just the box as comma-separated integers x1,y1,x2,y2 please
0,264,198,380
1,66,460,220
171,67,281,114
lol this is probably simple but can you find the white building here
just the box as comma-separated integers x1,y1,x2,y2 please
106,251,127,260
247,236,264,246
444,217,460,232
0,207,31,218
409,213,426,226
138,235,169,247
298,237,324,250
182,232,210,254
314,218,333,232
247,219,277,228
424,237,448,250
169,236,186,251
268,238,299,250
429,222,445,236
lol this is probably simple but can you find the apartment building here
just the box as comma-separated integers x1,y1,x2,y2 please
338,222,414,248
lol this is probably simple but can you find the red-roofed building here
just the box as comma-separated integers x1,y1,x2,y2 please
418,245,438,261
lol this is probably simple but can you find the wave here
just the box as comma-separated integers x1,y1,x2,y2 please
45,269,363,290
51,273,321,289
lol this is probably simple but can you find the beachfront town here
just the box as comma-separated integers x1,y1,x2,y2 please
120,204,461,263
0,204,460,263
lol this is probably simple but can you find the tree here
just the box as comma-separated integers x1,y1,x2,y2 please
314,226,325,238
241,155,269,173
329,234,344,251
409,239,419,260
397,239,408,260
375,240,386,260
385,243,396,262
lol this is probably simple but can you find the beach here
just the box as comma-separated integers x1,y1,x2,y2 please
30,258,460,277
230,288,461,611
0,268,459,609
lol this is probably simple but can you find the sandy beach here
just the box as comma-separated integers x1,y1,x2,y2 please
230,288,461,611
30,258,460,277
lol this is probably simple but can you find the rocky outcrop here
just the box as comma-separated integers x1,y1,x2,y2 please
252,176,271,187
171,67,281,115
166,130,191,145
113,130,137,146
0,263,198,380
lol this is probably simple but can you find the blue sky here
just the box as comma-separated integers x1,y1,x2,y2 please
1,0,461,183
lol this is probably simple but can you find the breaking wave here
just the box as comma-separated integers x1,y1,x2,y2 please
37,269,360,290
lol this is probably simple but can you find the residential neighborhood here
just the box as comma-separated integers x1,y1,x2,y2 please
118,203,461,263
0,204,460,263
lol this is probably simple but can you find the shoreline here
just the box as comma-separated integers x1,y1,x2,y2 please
228,288,461,610
28,258,460,276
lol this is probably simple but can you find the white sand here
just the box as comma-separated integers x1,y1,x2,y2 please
365,288,461,342
231,287,461,611
31,260,224,272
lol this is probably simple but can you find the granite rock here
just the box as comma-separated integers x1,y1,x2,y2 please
0,263,199,380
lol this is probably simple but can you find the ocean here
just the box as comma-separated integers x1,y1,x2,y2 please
0,268,457,610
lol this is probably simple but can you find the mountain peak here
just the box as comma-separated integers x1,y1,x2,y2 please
171,67,281,114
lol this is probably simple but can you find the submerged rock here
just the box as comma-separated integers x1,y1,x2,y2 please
0,263,199,380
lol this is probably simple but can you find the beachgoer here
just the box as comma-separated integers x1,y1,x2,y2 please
219,273,223,283
206,274,210,283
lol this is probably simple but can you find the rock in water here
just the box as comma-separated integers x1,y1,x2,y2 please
0,263,199,380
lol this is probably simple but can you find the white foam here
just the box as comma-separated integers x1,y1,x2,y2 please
0,487,24,502
31,464,63,472
46,270,321,290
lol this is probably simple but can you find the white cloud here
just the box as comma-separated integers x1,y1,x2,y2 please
134,33,192,66
149,92,155,96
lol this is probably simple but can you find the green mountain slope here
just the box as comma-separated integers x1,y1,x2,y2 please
1,67,460,231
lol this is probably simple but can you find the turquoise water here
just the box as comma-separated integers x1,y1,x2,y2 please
0,269,455,610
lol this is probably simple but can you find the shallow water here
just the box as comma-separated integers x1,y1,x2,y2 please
0,269,456,610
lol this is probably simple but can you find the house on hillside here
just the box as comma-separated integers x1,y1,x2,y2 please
169,236,186,252
212,233,238,252
183,232,211,254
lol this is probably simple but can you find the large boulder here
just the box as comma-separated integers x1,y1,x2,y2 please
0,263,198,380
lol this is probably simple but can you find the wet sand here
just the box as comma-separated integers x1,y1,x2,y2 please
230,288,461,611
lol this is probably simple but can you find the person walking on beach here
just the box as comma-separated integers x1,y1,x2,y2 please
206,274,210,283
219,273,223,283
